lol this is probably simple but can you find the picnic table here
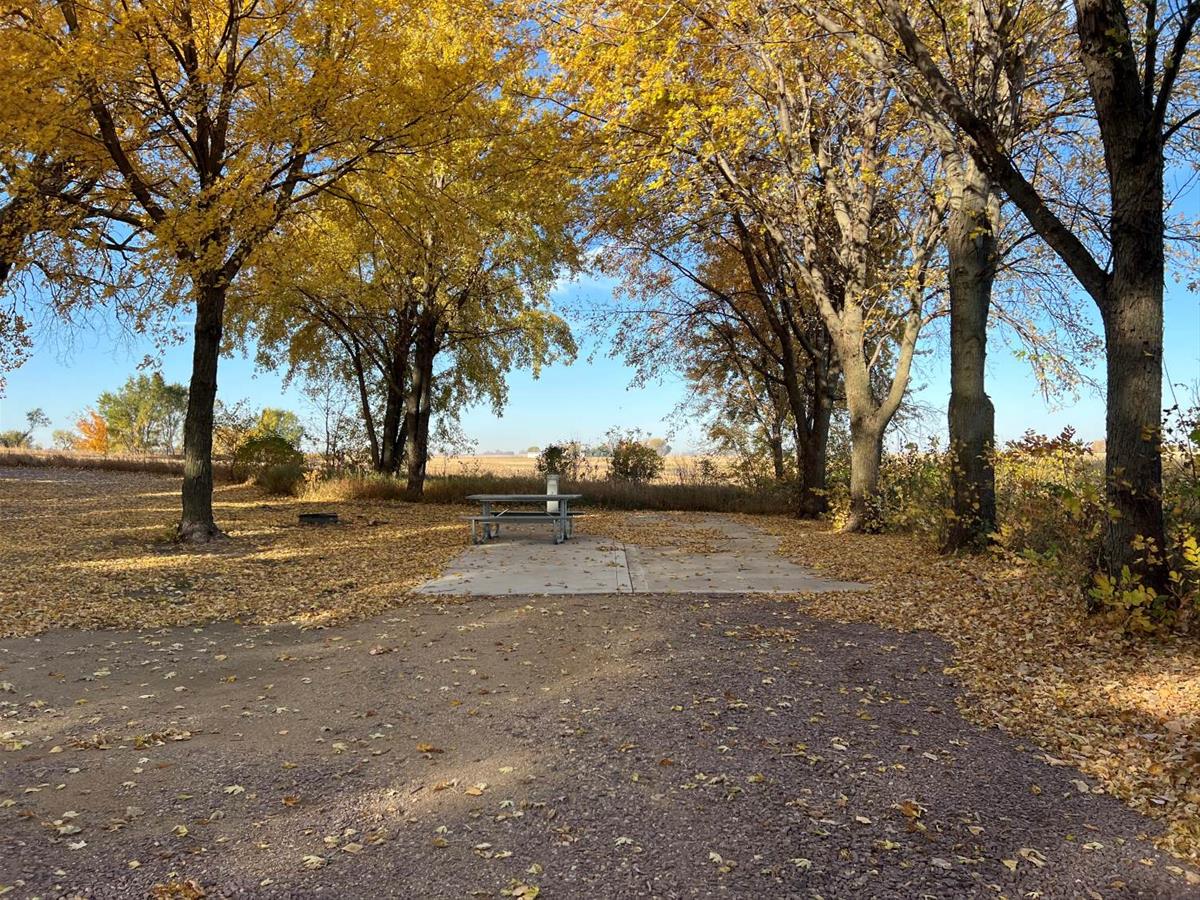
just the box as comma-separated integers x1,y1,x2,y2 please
466,493,583,545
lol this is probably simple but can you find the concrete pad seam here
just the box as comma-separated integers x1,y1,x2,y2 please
624,542,650,593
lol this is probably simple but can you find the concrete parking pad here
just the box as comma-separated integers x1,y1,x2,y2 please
416,514,866,595
416,531,634,594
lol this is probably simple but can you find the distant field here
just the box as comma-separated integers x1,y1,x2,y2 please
0,448,728,485
427,453,724,483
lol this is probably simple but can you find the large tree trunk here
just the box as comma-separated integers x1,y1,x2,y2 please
944,160,997,551
845,417,884,533
378,386,405,475
378,340,409,475
768,425,785,480
798,396,832,517
348,346,380,469
403,388,431,496
880,0,1177,588
1102,156,1166,588
178,278,225,543
408,397,432,495
404,329,436,497
777,345,832,518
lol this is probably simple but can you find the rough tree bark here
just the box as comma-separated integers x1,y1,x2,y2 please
798,397,832,516
1103,149,1166,579
881,0,1191,587
847,412,885,531
404,320,438,496
178,278,225,542
731,215,835,516
378,337,410,475
944,157,997,550
768,425,785,480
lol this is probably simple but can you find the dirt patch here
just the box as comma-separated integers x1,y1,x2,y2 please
1,596,1197,898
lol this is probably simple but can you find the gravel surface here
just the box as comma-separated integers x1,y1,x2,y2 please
1,594,1197,898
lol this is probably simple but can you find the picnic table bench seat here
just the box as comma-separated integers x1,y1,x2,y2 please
465,493,583,545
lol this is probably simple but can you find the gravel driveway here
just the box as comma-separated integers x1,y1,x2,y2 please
2,594,1197,898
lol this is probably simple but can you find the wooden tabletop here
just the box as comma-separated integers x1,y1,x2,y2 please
466,494,583,502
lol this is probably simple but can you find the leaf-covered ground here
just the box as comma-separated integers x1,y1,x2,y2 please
2,595,1197,898
0,468,468,637
2,468,1198,895
749,516,1200,865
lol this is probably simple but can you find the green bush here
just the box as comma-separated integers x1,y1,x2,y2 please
992,428,1105,576
535,442,588,479
608,438,664,483
255,462,306,496
231,433,304,483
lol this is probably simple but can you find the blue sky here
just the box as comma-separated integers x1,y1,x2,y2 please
1,268,1196,453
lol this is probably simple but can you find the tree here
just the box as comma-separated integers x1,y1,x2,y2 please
234,52,582,494
556,3,948,530
301,372,368,473
254,408,305,448
599,188,842,514
682,322,797,482
609,436,664,483
73,409,109,453
4,0,496,540
0,407,50,447
0,16,120,391
96,374,187,453
876,0,1200,583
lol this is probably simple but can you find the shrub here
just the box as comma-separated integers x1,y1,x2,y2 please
993,428,1105,577
609,438,664,483
256,462,305,496
231,433,304,483
303,472,410,502
535,442,587,480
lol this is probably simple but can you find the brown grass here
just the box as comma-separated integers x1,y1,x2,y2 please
306,471,793,514
0,448,237,481
427,453,733,484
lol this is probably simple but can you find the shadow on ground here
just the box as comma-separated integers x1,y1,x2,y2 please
1,595,1196,898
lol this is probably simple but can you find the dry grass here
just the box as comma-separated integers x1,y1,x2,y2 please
0,468,467,637
749,516,1200,864
428,453,733,484
0,448,237,481
301,471,792,514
